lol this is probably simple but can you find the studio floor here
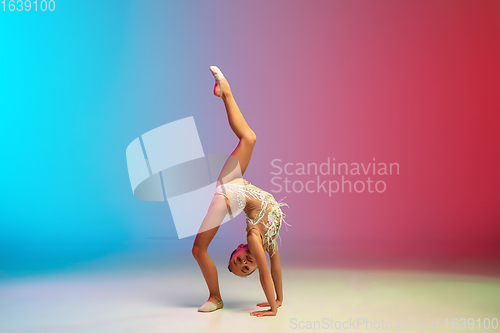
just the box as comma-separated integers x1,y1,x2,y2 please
1,253,499,333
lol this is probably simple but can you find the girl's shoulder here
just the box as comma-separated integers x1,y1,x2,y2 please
246,226,275,252
246,226,263,240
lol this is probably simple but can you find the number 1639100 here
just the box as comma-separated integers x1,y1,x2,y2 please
2,0,55,11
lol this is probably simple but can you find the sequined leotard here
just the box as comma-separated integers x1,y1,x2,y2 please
214,178,290,257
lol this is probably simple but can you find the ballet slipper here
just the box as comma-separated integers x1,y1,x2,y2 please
209,66,225,98
198,299,224,312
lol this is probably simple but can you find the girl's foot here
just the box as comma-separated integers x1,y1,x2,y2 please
209,66,230,98
198,297,224,312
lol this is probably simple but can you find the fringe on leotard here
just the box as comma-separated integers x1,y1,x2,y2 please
269,196,292,257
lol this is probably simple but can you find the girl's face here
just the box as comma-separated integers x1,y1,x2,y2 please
230,244,257,277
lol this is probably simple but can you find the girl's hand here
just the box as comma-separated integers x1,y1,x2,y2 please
250,309,277,317
257,299,282,308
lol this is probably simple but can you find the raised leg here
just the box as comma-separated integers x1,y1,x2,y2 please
214,73,257,181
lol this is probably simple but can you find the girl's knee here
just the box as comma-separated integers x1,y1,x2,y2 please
243,130,257,144
192,244,206,259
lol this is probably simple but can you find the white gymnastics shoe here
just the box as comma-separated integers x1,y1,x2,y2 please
209,66,225,98
209,66,225,81
198,299,224,312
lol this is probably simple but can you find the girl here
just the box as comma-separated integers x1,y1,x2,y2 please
191,66,290,317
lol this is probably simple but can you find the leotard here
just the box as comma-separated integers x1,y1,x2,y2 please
214,178,290,257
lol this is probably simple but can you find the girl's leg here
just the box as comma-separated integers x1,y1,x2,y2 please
216,75,257,181
192,194,228,306
192,227,222,304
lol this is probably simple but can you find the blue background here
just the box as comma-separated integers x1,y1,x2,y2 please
0,1,228,276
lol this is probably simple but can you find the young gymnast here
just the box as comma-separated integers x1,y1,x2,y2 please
191,66,290,317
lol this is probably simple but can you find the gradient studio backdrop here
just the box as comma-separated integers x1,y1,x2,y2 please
1,0,499,277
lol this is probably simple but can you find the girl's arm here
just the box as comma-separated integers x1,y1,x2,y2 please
270,246,283,303
247,230,278,317
256,245,283,308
